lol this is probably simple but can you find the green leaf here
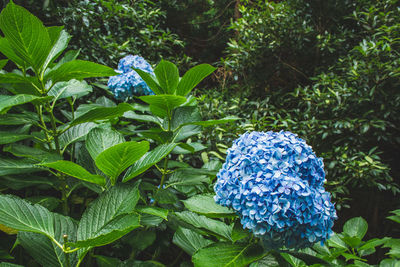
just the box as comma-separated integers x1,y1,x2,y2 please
45,59,117,84
343,217,368,239
136,206,168,220
154,60,180,94
58,122,97,149
0,94,40,113
0,174,57,190
0,113,38,125
71,103,132,126
175,211,232,241
176,64,216,96
154,188,179,204
4,144,62,163
173,227,213,256
71,213,140,248
0,131,31,144
193,242,265,267
249,254,280,267
86,128,125,160
47,79,92,103
95,141,149,184
124,230,156,251
123,143,177,182
134,68,163,95
41,29,70,74
0,1,51,71
75,183,140,259
170,106,202,130
0,59,7,69
139,94,186,118
183,194,235,218
284,251,331,266
0,263,24,267
18,213,78,267
40,160,106,186
326,233,348,249
190,116,240,127
0,158,42,175
0,72,32,84
231,221,250,242
173,143,207,154
0,37,25,67
124,111,163,126
0,194,55,238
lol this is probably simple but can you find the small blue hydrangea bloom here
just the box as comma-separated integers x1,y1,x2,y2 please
214,131,337,249
107,55,154,100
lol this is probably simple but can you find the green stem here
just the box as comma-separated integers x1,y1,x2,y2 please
153,156,169,206
63,235,71,267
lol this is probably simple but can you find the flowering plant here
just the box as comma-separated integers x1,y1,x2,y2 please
214,131,337,249
108,55,155,99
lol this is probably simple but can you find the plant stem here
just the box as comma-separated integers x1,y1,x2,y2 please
63,234,71,267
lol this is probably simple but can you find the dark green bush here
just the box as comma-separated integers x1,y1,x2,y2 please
16,0,186,67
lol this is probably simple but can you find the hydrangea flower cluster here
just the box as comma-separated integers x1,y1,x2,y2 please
108,55,154,100
214,131,337,249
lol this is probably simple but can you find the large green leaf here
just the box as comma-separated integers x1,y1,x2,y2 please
123,111,163,127
4,144,61,163
134,68,163,95
189,116,240,127
176,64,216,96
343,217,368,240
136,206,168,221
192,242,265,267
139,94,186,118
0,158,42,175
40,160,106,186
18,213,78,267
153,60,179,94
72,213,140,248
86,128,125,160
122,143,177,182
175,211,232,241
183,194,235,218
0,113,38,125
0,37,25,67
0,194,55,238
173,227,213,256
170,106,202,130
41,29,70,74
45,59,117,84
0,94,40,113
95,141,149,184
58,122,97,149
0,1,51,71
0,73,33,84
0,131,31,144
47,79,92,103
70,103,132,126
75,183,140,260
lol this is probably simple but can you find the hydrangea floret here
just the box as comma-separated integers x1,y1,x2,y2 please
214,131,337,249
108,55,154,100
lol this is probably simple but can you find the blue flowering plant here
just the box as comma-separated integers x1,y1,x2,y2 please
107,55,155,99
214,131,337,249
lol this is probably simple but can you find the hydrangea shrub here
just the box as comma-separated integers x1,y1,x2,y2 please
108,55,154,99
214,131,337,249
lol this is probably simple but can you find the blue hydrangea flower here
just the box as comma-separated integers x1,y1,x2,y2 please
214,131,337,249
107,55,154,100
